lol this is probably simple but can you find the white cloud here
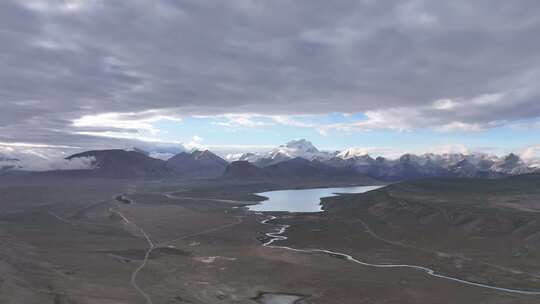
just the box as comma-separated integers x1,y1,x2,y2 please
426,144,470,155
517,145,540,168
73,110,182,136
520,145,540,160
318,108,418,135
214,114,322,131
183,135,206,151
317,89,522,135
20,0,97,13
270,115,315,128
71,110,183,143
215,114,273,128
0,141,80,149
509,120,540,131
0,145,94,171
434,121,484,132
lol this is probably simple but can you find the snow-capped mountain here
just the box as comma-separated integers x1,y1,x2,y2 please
4,139,537,181
227,139,538,180
490,153,531,175
336,147,372,160
229,139,337,167
267,139,337,161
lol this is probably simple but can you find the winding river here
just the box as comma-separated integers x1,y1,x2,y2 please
255,186,540,296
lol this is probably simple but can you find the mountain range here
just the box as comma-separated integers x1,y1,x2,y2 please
166,149,229,178
66,149,229,179
0,149,227,180
1,139,538,181
227,139,538,181
223,157,372,183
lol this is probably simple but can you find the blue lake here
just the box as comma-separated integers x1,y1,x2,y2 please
250,186,383,213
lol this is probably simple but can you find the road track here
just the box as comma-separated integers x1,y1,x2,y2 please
113,196,244,304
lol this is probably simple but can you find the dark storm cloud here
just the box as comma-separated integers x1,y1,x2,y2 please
1,0,540,146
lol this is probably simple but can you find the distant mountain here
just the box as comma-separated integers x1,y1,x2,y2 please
447,159,480,177
222,161,268,179
330,152,534,181
166,150,228,178
228,139,538,181
324,154,376,174
336,148,371,160
4,140,538,182
222,157,374,184
66,149,172,178
490,153,529,175
264,157,353,179
230,139,337,167
2,148,229,180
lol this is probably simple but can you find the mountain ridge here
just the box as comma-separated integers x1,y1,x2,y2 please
227,139,538,180
2,139,538,181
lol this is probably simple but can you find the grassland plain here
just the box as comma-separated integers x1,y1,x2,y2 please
0,176,538,303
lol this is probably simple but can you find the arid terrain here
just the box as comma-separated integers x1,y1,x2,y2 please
3,0,540,303
1,176,539,304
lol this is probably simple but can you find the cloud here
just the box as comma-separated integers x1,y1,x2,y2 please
212,114,320,130
0,145,94,171
183,135,206,151
0,140,185,171
1,0,540,147
433,99,457,110
520,145,540,160
270,116,315,128
215,114,273,128
0,142,80,149
317,87,537,134
318,109,419,134
72,110,182,137
426,144,470,155
510,120,540,131
434,122,484,133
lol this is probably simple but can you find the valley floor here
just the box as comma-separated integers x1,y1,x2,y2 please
0,178,539,303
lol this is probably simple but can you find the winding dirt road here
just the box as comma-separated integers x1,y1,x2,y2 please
112,198,244,304
48,191,540,301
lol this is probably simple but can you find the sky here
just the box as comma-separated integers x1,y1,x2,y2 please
1,0,540,164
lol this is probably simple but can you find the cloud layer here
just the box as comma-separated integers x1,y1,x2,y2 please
0,144,94,171
1,0,540,148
